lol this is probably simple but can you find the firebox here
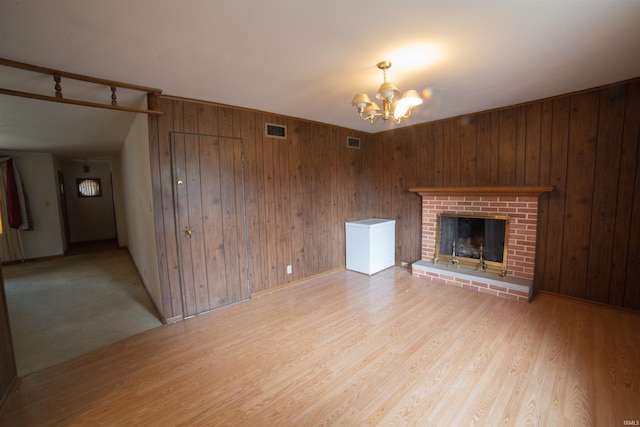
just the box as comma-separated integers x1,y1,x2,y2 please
434,213,509,276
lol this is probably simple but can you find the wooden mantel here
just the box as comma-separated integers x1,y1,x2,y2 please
408,186,554,197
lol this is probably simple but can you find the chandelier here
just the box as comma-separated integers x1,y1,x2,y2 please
351,61,423,125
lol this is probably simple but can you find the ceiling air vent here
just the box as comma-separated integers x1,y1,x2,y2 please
347,136,361,149
265,123,287,139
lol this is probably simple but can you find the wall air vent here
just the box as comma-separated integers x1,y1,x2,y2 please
347,136,361,149
265,123,287,139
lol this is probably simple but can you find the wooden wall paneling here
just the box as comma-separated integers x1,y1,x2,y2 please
415,123,434,188
218,107,235,138
376,133,393,217
585,85,626,302
171,133,198,315
232,109,243,139
625,142,640,309
274,118,292,285
541,97,571,293
611,82,640,306
315,124,332,273
287,119,306,281
459,116,478,186
475,113,492,186
238,110,257,293
302,122,320,274
445,120,461,186
219,136,248,302
328,128,342,269
533,100,553,291
388,129,405,261
185,134,213,312
305,124,321,273
489,112,501,185
558,92,599,299
157,98,183,320
148,109,172,321
515,107,528,186
498,109,517,185
400,127,421,264
198,136,228,307
261,115,279,289
250,113,270,293
197,103,219,136
183,101,199,134
432,122,445,186
0,268,16,406
524,103,542,186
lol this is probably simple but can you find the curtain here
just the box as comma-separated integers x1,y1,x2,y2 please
0,159,26,262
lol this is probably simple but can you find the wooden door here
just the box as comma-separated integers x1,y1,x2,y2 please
172,133,249,317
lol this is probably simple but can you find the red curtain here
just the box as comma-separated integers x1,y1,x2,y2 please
6,159,22,229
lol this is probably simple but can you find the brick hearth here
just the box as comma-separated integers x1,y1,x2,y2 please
409,186,553,302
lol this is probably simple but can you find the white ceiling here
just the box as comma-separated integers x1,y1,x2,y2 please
1,0,639,159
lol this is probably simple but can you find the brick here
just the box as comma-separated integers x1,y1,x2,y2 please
463,284,479,292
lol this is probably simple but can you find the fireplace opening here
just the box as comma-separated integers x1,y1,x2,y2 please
434,213,509,276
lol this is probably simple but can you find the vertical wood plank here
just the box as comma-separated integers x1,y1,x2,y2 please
475,113,492,186
559,92,599,299
533,100,553,291
0,267,16,401
498,109,517,185
183,102,198,134
611,81,640,306
433,122,445,186
585,85,626,303
171,134,196,316
288,119,306,279
159,99,183,319
415,123,434,188
490,112,501,185
218,107,234,137
198,136,228,307
261,116,278,288
515,107,527,186
524,103,542,186
625,144,640,309
541,97,570,293
197,104,219,136
252,113,270,293
459,116,477,186
184,135,210,313
148,100,175,321
445,120,461,186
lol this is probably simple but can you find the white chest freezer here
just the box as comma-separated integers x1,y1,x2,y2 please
345,218,395,275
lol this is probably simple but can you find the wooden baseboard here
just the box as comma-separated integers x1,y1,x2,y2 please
251,267,346,298
0,376,19,420
534,290,639,314
2,254,64,265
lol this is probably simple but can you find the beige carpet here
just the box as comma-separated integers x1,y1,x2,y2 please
3,246,162,376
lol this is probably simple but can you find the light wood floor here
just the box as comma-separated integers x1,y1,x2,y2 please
1,267,639,426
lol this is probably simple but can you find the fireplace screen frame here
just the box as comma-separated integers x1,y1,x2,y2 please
434,213,510,276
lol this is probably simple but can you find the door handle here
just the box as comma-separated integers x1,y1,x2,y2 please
184,226,193,237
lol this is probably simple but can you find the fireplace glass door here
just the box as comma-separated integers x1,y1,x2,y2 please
435,214,509,276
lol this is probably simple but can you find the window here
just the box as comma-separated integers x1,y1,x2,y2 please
77,178,102,197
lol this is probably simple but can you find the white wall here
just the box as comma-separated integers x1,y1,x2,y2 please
60,160,116,243
120,113,162,315
0,151,65,258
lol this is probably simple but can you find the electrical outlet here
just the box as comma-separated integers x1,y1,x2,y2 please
401,262,409,267
286,265,292,275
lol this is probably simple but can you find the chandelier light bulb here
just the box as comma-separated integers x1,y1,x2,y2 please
352,60,423,125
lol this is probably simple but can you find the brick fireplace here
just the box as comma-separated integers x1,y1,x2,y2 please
409,186,553,302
